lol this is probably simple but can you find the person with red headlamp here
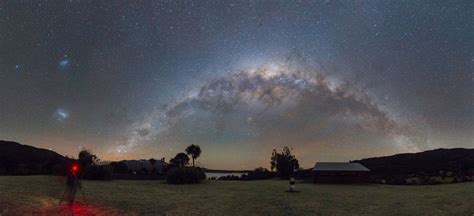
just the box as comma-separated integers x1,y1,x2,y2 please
65,164,81,204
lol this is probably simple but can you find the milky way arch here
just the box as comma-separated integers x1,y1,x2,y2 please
115,59,419,164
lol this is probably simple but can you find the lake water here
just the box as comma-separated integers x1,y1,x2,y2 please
205,172,247,179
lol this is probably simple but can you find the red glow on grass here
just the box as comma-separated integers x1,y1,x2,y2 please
57,203,106,215
69,204,90,214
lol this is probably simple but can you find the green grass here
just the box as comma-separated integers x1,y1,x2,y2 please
0,176,473,215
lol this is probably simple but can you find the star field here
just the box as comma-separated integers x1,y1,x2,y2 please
0,1,472,169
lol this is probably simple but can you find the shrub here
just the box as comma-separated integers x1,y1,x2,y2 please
109,161,128,174
385,175,408,185
139,167,149,175
218,175,241,180
83,165,113,180
241,167,275,180
166,167,206,184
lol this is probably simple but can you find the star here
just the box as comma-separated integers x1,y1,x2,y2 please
0,1,470,170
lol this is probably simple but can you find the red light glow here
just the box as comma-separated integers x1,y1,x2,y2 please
71,165,78,172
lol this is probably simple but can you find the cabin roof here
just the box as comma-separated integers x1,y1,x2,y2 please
312,162,370,172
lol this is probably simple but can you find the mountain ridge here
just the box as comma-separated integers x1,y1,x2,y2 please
0,140,68,175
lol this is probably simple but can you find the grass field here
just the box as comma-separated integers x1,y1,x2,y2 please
0,176,473,215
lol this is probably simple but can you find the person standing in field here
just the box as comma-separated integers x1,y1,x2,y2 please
66,165,81,204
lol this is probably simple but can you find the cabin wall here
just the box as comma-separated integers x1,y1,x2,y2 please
312,171,370,183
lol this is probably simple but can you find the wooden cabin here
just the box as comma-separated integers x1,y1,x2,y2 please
312,162,370,184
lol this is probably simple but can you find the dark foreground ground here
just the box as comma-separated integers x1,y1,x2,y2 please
0,176,473,215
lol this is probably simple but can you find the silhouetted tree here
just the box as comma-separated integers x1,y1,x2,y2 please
185,144,201,167
78,150,98,171
170,153,190,168
270,147,299,179
166,167,206,184
240,167,274,180
149,158,157,174
75,150,113,180
84,165,113,180
270,151,277,172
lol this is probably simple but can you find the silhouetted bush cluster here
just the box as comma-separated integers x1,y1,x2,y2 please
217,175,241,180
83,165,113,180
166,167,206,184
374,174,474,185
212,167,275,181
109,161,129,174
241,167,274,180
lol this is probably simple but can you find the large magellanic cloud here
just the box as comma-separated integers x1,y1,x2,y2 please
115,59,421,166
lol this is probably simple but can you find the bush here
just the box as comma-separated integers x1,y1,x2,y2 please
385,175,408,185
109,161,129,174
83,165,113,180
166,167,206,184
241,167,275,180
218,175,241,180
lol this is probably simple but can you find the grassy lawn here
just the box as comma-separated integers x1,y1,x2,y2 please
0,176,473,215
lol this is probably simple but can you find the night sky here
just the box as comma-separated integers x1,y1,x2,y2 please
1,1,472,169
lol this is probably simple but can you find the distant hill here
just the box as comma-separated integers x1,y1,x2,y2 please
0,140,68,175
353,148,474,184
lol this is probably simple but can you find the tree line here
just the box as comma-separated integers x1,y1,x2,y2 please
78,145,300,182
0,139,302,183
